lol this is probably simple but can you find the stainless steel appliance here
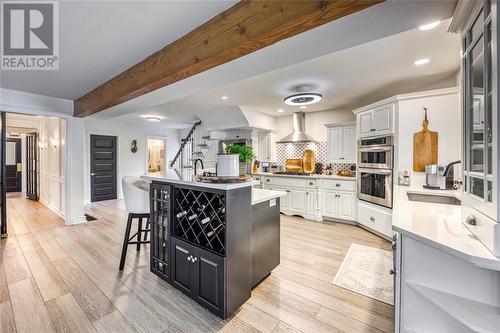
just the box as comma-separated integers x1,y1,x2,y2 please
423,161,461,190
357,136,394,208
358,136,393,169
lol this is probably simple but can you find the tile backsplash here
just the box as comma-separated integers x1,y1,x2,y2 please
276,142,355,174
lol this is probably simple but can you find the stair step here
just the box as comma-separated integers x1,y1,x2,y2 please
192,151,203,155
197,144,209,148
182,165,193,169
201,136,211,140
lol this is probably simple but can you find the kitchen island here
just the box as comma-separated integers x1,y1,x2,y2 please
141,171,285,319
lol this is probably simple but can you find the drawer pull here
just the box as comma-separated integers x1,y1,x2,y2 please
370,128,376,132
336,183,341,187
309,182,314,185
390,269,395,275
370,216,375,222
466,215,477,226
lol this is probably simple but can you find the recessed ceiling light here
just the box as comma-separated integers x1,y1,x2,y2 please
284,92,322,106
299,106,307,109
221,96,228,100
419,21,440,31
414,58,430,66
145,116,161,122
277,109,284,113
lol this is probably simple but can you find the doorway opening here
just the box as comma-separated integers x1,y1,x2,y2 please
147,138,166,172
2,113,66,238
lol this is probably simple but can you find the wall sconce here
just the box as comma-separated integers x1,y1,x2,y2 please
131,140,138,153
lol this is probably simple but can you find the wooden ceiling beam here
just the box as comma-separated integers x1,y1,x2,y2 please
74,0,383,117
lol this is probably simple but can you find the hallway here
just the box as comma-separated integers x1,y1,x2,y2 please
0,198,393,333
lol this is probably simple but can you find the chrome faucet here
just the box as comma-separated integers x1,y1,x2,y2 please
194,159,204,176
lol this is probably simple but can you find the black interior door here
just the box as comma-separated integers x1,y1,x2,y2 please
26,133,38,200
90,135,117,202
5,138,21,192
0,113,6,238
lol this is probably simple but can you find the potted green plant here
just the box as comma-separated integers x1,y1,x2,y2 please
226,144,255,175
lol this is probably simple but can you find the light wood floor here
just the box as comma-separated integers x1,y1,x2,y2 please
1,196,394,333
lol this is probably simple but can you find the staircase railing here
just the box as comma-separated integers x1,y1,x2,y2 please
170,120,202,168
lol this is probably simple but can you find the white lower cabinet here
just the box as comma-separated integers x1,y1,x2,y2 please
357,201,392,238
262,175,355,222
322,190,356,221
289,189,306,214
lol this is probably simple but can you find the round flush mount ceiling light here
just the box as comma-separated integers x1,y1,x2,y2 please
145,116,161,122
414,58,430,66
419,21,440,31
284,92,322,106
221,96,228,100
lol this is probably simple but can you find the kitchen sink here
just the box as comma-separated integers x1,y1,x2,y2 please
407,192,461,206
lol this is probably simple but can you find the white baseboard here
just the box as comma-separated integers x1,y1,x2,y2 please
68,215,87,225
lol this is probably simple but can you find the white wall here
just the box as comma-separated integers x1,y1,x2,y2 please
274,109,355,142
84,118,180,203
396,89,461,186
38,117,66,216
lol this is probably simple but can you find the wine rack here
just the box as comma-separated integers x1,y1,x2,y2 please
150,183,171,282
173,187,226,256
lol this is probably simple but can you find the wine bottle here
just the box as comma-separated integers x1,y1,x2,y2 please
196,204,206,212
201,217,211,225
207,224,223,237
176,211,187,219
187,213,198,221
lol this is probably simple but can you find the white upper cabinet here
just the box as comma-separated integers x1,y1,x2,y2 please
258,131,276,162
460,1,500,231
355,104,395,138
358,112,373,137
326,123,356,164
343,126,357,162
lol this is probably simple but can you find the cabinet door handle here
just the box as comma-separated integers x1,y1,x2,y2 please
390,269,395,275
306,192,309,195
336,183,341,187
187,255,193,262
370,128,376,132
192,257,198,263
370,216,375,222
309,182,314,185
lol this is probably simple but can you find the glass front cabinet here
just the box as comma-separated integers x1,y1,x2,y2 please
461,0,499,222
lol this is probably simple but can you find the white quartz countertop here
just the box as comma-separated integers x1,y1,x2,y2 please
142,171,257,190
253,172,356,180
392,185,500,270
252,188,286,205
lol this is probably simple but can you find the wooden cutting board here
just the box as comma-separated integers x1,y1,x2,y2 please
413,108,438,171
302,149,316,173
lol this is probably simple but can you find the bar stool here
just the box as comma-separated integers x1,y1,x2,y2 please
119,176,151,270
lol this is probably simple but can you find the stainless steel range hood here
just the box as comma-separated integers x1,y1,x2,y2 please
277,112,318,143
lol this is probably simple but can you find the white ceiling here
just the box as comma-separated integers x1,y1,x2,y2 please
0,1,237,99
115,18,460,125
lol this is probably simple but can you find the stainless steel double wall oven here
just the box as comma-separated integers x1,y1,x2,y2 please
357,136,394,208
